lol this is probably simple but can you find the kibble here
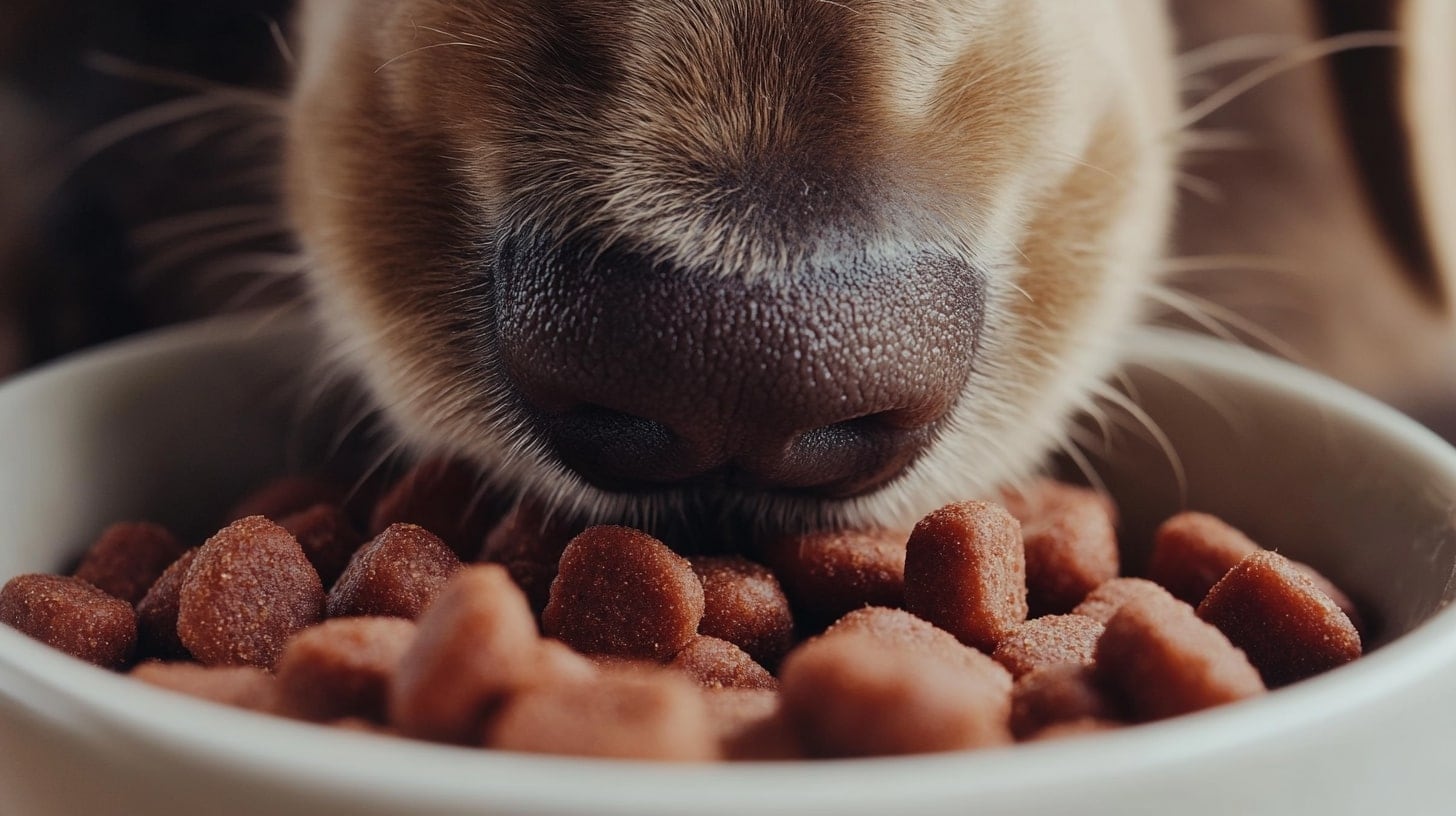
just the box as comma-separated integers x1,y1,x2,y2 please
486,665,719,761
1006,482,1119,615
0,574,136,668
992,615,1104,679
389,566,563,743
543,526,704,661
370,459,508,560
73,522,187,605
275,617,418,722
131,661,276,711
8,469,1375,764
690,556,795,666
1197,551,1362,687
1095,591,1265,721
670,635,778,690
764,528,906,624
177,516,324,669
280,504,364,588
134,547,199,660
1009,663,1121,740
905,501,1027,652
327,523,461,620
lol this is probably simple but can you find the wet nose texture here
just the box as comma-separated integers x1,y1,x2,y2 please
492,238,984,498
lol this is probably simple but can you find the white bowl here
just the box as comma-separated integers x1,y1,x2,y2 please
2,316,1456,816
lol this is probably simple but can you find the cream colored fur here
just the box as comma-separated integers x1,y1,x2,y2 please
286,0,1455,531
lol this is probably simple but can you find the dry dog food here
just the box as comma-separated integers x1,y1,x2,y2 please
543,526,705,661
764,527,907,624
134,547,199,660
279,504,363,588
0,574,136,668
1002,480,1120,615
1196,550,1362,687
73,522,187,605
1094,590,1265,721
904,500,1027,652
0,465,1369,762
177,516,324,669
1009,663,1119,740
327,523,461,620
689,556,795,667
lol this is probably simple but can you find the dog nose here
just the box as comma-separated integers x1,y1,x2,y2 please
493,238,984,498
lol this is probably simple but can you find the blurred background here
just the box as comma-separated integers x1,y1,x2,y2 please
0,0,294,373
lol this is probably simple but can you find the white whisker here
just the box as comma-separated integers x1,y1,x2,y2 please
1176,34,1303,78
1174,31,1402,131
1088,380,1188,507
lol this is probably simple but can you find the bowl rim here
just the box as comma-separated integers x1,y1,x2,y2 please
3,318,1456,811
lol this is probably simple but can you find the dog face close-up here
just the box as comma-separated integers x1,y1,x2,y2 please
288,0,1177,532
14,0,1456,806
3,0,1456,539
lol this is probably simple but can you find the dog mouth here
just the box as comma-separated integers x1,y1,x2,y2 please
486,232,986,511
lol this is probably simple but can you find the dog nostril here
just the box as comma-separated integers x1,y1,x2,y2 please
543,406,694,488
543,408,940,497
771,415,939,497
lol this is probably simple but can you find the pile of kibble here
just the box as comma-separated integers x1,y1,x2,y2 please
0,459,1363,760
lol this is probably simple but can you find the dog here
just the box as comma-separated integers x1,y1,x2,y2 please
3,0,1455,537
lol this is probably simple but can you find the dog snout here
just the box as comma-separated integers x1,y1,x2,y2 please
493,236,984,498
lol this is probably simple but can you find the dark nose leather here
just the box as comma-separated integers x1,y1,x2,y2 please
492,237,984,498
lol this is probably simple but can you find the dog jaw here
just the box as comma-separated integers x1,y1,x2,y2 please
286,0,1179,533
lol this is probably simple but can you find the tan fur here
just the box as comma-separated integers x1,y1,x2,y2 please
288,0,1180,530
288,0,1455,530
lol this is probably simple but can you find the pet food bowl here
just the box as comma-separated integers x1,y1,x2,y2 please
1,315,1454,816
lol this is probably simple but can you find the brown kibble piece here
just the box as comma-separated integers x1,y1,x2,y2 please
703,688,801,761
1026,718,1123,742
1293,562,1365,634
690,556,794,666
389,565,551,743
486,666,718,761
780,627,1012,757
1148,512,1262,604
135,548,199,660
177,516,324,669
1008,483,1120,615
1000,478,1119,529
327,523,462,620
824,607,1013,693
543,526,705,661
369,458,509,560
670,635,778,690
275,617,418,722
764,528,906,624
992,615,1104,679
73,522,187,605
1197,551,1362,687
130,661,276,711
1,574,136,668
905,501,1027,652
228,475,343,523
1095,591,1265,721
478,499,579,613
1072,577,1173,624
1010,663,1120,740
280,504,364,588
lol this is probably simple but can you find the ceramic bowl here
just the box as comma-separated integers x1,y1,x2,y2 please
2,316,1455,816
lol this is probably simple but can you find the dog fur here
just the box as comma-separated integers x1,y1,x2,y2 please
2,0,1454,534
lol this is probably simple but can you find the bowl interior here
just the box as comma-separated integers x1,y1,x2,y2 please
1,317,1451,644
3,316,1456,816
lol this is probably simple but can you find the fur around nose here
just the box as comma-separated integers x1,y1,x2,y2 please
493,237,984,498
